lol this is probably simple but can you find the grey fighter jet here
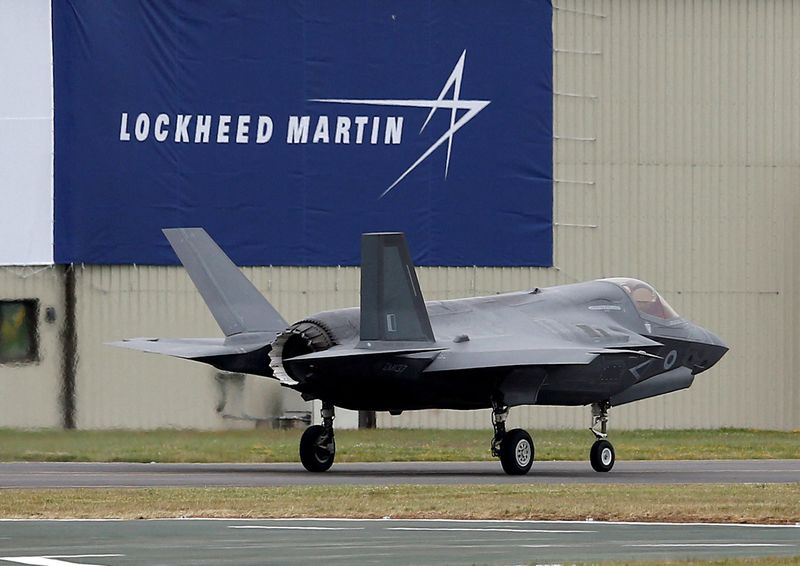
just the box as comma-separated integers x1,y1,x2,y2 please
112,229,728,475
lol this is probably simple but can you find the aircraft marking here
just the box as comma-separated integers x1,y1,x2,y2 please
663,349,678,369
629,358,653,379
386,313,398,332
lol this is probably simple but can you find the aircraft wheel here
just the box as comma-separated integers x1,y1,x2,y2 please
590,439,615,472
500,428,534,475
299,425,335,472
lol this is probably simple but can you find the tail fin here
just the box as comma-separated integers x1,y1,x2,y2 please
359,232,435,344
163,228,287,337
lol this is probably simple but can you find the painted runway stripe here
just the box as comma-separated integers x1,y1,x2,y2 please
229,525,365,531
277,517,800,529
519,545,571,548
0,556,122,566
386,527,592,534
627,544,796,548
1,517,798,529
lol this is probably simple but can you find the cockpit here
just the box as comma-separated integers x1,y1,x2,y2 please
601,278,680,321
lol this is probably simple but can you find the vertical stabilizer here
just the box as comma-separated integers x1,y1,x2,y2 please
359,232,435,344
163,228,287,337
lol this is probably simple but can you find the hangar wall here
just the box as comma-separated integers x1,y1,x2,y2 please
0,267,63,428
386,0,800,430
2,0,798,430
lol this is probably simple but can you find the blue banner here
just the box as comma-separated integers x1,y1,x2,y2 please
53,1,552,266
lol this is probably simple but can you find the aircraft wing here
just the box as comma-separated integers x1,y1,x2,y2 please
281,336,662,390
422,334,662,373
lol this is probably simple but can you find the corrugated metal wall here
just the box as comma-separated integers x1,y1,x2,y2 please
380,0,800,430
75,265,367,429
2,0,798,430
76,266,286,429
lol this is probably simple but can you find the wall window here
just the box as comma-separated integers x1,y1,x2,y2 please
0,300,39,364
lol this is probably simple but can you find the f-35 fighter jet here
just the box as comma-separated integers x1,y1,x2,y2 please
112,229,728,475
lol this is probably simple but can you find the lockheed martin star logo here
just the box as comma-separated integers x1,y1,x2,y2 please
312,50,490,198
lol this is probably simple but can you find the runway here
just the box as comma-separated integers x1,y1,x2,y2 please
0,460,798,488
0,518,798,565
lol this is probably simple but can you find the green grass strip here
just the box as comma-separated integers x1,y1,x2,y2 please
0,428,797,463
1,483,798,523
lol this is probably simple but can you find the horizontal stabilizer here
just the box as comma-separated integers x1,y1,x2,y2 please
108,335,271,359
108,333,275,377
163,228,287,337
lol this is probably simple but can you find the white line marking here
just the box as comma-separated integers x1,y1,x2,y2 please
0,556,122,566
252,517,800,529
519,545,571,548
627,544,795,548
229,525,364,532
387,527,591,534
0,517,797,529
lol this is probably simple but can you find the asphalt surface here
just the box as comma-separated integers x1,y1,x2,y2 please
0,459,798,488
0,518,798,565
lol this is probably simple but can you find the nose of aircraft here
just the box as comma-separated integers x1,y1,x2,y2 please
691,325,729,374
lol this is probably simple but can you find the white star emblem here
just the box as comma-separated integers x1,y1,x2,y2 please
311,50,490,198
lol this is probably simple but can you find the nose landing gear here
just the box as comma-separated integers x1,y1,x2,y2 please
589,401,615,472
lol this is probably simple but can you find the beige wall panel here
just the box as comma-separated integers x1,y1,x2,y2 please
76,264,370,429
0,266,63,428
381,0,800,431
75,265,288,430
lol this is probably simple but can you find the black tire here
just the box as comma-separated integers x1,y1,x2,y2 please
499,428,534,475
590,439,615,472
299,425,335,472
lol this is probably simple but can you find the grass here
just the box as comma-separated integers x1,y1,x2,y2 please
597,560,800,566
0,428,797,463
1,483,798,523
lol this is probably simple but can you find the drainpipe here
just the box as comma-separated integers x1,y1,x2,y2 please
60,263,77,429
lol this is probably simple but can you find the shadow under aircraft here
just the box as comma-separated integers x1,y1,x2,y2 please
112,229,728,475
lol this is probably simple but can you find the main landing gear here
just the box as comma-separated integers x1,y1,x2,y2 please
299,402,336,472
589,401,615,472
491,402,534,475
489,401,616,475
300,400,615,475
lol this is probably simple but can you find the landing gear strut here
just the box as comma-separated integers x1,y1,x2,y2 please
491,401,534,475
589,401,615,472
299,402,336,472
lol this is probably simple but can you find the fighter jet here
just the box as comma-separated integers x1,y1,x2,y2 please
112,228,728,475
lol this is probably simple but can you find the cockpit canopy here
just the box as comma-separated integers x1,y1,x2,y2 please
601,278,680,321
